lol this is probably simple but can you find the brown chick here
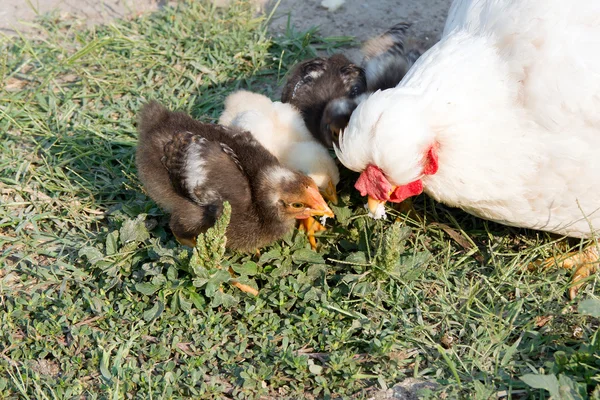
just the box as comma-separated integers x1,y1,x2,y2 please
136,101,334,252
281,54,366,148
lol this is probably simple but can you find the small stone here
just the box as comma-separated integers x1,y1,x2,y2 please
321,0,346,12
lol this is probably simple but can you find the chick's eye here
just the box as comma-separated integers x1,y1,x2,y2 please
290,202,305,209
349,85,360,97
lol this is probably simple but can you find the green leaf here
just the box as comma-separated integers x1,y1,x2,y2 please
399,264,426,282
143,300,164,322
345,251,368,265
303,287,319,302
178,291,193,311
578,298,600,318
79,246,104,265
395,251,431,281
292,249,325,265
120,215,150,244
188,290,206,309
353,281,374,296
258,249,281,264
105,230,119,255
192,277,209,288
151,274,167,286
500,340,520,367
170,291,180,312
205,269,231,297
210,290,238,308
166,265,178,281
341,273,363,285
231,261,258,276
100,349,112,380
190,264,210,280
270,262,293,278
135,283,160,296
399,251,432,269
331,205,353,225
520,374,560,397
303,264,327,284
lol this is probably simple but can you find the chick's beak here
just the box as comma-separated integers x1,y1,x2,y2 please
320,179,338,205
299,185,335,219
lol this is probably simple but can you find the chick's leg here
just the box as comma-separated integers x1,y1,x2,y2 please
298,217,327,250
538,242,599,299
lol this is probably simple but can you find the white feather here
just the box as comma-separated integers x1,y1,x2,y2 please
282,141,340,188
184,140,207,203
337,0,600,238
221,90,339,193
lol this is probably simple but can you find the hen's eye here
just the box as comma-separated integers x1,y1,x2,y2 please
349,86,360,97
290,202,305,209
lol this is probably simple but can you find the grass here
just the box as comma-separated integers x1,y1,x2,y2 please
0,1,599,398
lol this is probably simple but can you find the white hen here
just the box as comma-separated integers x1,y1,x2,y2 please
335,0,600,297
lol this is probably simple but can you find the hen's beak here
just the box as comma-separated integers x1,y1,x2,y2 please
320,180,338,205
367,196,386,215
297,186,335,219
366,186,397,216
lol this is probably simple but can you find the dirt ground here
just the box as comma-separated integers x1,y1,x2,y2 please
0,0,451,398
0,0,164,34
270,0,450,62
1,0,451,51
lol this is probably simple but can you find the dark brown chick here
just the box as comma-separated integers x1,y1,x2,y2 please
136,101,334,252
281,54,366,148
281,24,423,149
